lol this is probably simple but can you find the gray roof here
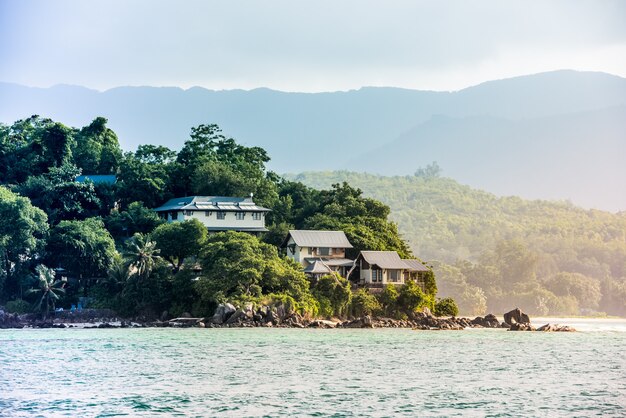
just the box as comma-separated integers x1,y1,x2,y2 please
358,251,409,270
402,259,430,272
305,257,354,267
76,174,117,184
303,261,333,274
153,196,270,213
282,230,353,249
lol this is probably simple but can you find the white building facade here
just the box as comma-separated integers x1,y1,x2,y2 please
153,196,270,233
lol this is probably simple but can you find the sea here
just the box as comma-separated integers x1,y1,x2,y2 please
1,318,625,417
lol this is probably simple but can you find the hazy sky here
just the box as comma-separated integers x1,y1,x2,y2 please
1,0,625,92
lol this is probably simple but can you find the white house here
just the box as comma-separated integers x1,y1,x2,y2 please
153,196,270,233
352,251,430,288
280,230,354,278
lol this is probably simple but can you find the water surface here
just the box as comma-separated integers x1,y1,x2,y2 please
1,319,625,417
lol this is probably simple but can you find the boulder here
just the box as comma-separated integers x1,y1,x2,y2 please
509,322,536,331
504,308,530,326
244,303,255,319
225,309,246,325
211,303,237,324
308,319,337,328
537,323,576,332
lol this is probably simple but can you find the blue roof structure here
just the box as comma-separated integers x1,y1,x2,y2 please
76,174,117,184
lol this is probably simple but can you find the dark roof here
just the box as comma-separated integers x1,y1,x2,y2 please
153,196,270,213
358,251,408,269
76,174,117,184
281,230,353,249
402,259,430,272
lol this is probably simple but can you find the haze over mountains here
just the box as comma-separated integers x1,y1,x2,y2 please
1,70,625,211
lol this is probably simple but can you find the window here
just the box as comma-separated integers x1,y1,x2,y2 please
171,212,178,220
319,247,330,256
389,270,399,283
184,210,193,216
205,211,212,217
236,212,245,220
307,247,313,255
217,212,226,220
253,212,262,220
372,269,381,282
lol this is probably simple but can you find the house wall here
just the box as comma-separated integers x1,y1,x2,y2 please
359,264,406,285
165,210,266,229
285,237,307,266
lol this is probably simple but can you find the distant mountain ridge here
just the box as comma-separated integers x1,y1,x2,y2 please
1,70,625,210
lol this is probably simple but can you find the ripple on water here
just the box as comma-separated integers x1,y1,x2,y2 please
1,324,625,417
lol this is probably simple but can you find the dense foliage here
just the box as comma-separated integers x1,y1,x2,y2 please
290,171,626,316
0,117,425,319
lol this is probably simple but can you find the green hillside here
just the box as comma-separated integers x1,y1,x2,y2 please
289,170,626,317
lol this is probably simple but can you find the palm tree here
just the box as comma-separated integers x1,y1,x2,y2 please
26,265,66,319
123,233,161,281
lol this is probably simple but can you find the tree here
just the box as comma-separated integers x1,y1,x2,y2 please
116,150,172,208
151,219,207,272
378,284,399,317
303,182,411,258
1,119,74,180
0,187,49,300
544,272,601,311
26,265,66,319
414,162,442,179
312,274,352,318
123,233,161,281
434,297,459,317
349,289,381,317
195,232,313,308
46,218,117,283
105,201,165,240
72,117,122,174
397,280,430,314
15,163,101,224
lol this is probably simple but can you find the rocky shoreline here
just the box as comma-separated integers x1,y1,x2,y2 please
1,305,575,332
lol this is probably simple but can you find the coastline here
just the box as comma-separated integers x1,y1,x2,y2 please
1,307,583,332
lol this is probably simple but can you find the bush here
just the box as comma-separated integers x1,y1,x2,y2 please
349,289,381,317
434,297,459,317
397,280,429,314
312,274,352,318
377,284,399,317
4,299,31,314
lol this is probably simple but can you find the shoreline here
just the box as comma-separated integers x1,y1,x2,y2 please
0,311,579,332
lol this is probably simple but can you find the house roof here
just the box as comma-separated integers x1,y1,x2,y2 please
358,251,409,270
206,226,269,232
281,230,353,249
303,260,333,275
304,257,354,267
76,174,117,184
402,259,430,272
153,196,270,213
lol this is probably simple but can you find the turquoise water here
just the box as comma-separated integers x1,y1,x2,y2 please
1,320,625,417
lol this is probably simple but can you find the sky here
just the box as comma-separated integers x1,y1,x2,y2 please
1,0,625,92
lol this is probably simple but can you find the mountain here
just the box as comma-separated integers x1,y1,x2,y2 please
1,70,625,210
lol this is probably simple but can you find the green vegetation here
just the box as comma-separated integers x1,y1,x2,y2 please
434,298,459,317
0,117,433,319
289,171,626,316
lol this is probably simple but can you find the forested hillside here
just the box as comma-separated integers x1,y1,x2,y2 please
289,171,626,317
0,116,437,321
